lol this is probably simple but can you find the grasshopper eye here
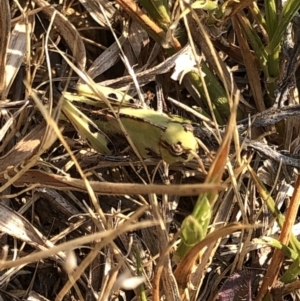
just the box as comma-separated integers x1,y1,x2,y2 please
170,142,184,155
159,122,198,164
160,140,189,157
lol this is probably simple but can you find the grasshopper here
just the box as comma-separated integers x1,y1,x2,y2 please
60,83,199,164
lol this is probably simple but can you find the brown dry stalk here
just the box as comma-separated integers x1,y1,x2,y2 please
114,0,181,49
0,169,223,196
0,0,10,98
256,175,300,301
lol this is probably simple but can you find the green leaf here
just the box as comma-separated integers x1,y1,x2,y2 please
281,256,300,283
264,0,278,40
139,0,171,30
268,0,300,53
176,193,212,257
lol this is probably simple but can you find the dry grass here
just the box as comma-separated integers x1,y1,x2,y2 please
0,1,300,301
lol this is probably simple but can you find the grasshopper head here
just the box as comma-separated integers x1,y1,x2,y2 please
159,122,198,164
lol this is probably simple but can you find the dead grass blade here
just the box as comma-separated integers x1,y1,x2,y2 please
34,0,86,68
85,34,127,80
99,45,191,89
0,121,62,194
0,0,11,98
0,123,51,173
0,214,152,270
0,169,223,196
52,208,150,301
233,14,266,112
0,100,29,148
78,0,116,27
0,202,66,263
127,20,150,64
3,20,32,100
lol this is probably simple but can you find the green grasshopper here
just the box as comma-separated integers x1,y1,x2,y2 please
60,84,199,164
